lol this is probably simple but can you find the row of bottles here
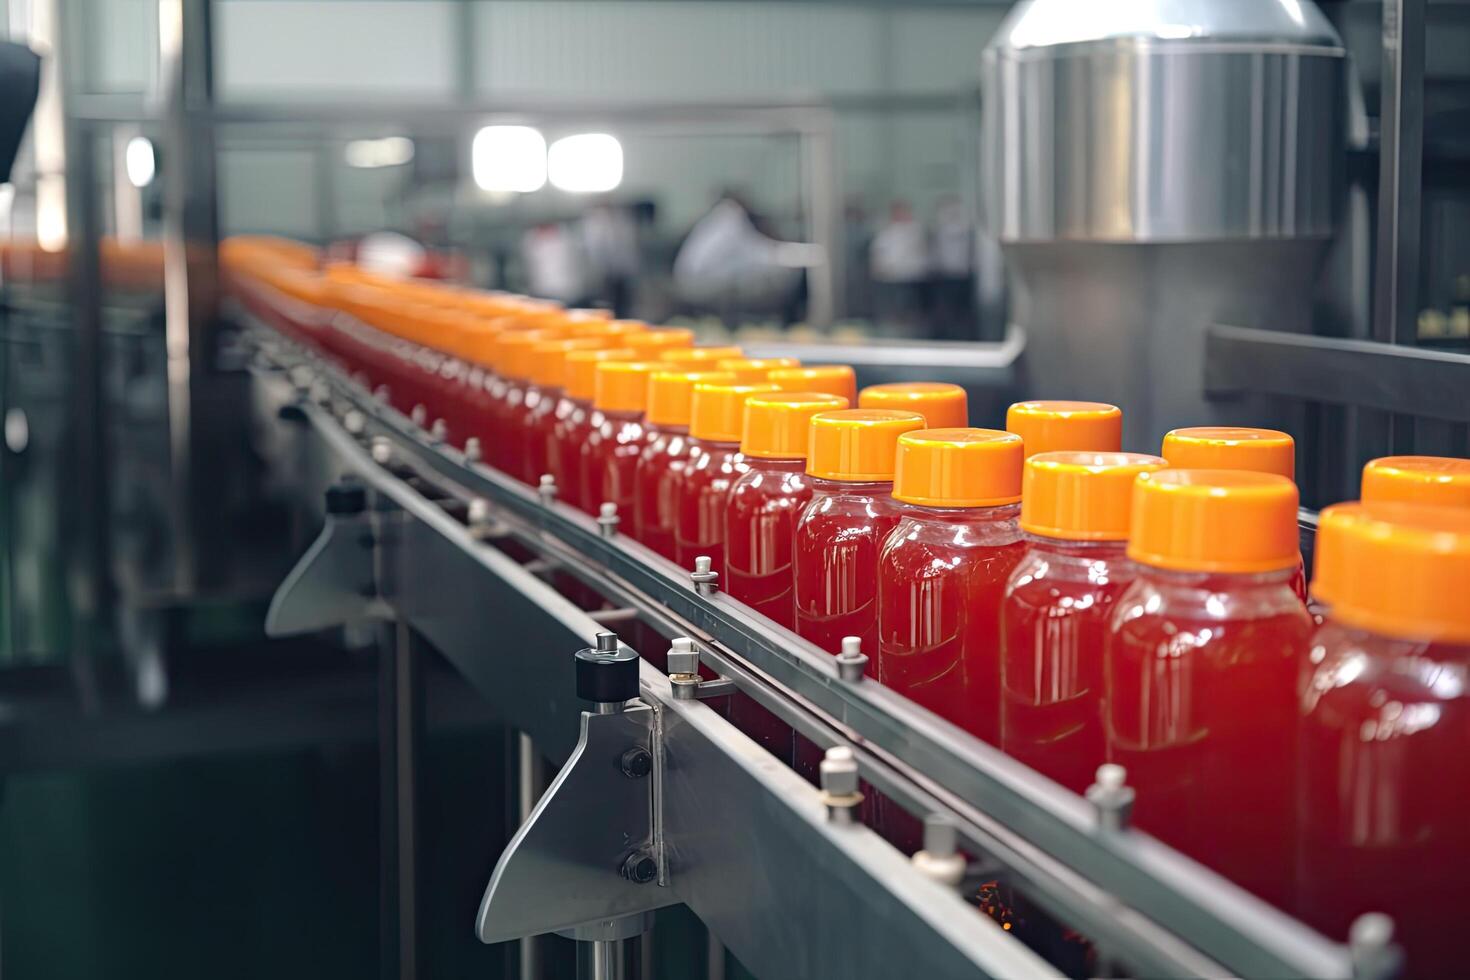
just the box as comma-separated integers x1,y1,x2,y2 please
221,238,1470,977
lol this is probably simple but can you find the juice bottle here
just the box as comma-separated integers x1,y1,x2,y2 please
769,364,857,405
716,357,800,384
580,360,661,517
793,409,926,657
673,382,779,576
1298,502,1470,979
877,428,1025,741
1161,426,1306,601
1105,469,1311,910
491,327,569,479
553,347,637,509
859,382,968,428
1006,401,1122,458
659,345,744,367
1360,455,1470,508
523,337,608,486
725,390,850,627
1000,451,1166,792
633,369,735,558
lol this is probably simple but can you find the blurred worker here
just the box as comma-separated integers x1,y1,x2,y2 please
581,200,641,317
869,200,929,332
673,192,802,323
930,195,974,341
522,221,586,304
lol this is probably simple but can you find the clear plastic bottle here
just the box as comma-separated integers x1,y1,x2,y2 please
877,429,1025,741
632,369,735,559
522,337,608,486
1106,468,1311,910
1000,451,1165,792
553,348,637,509
579,360,660,517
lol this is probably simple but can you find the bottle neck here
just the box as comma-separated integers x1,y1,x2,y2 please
743,455,805,473
903,501,1021,523
809,476,892,493
1137,564,1298,588
1022,533,1129,559
596,408,643,422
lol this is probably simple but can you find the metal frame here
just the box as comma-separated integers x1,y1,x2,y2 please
251,313,1365,980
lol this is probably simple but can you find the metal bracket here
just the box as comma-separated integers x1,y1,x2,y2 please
476,705,677,944
265,505,385,636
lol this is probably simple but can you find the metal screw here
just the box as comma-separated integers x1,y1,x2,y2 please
912,814,966,886
343,410,366,436
1086,764,1135,832
373,384,391,403
667,637,701,700
596,632,619,654
429,418,447,443
467,497,493,538
310,380,332,405
835,636,868,681
597,502,620,538
370,437,393,466
620,849,658,884
410,404,427,427
1349,913,1401,980
691,555,719,596
538,474,557,506
619,746,653,779
820,746,862,824
464,437,482,463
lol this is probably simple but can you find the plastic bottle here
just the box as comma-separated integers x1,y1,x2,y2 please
1006,401,1122,458
552,347,637,508
523,337,609,486
877,429,1025,741
715,357,800,384
633,369,735,559
769,364,858,405
1360,455,1470,509
673,382,779,577
1000,451,1166,791
1160,426,1306,601
859,382,969,428
793,409,927,657
580,360,661,517
490,326,569,479
1298,502,1470,978
725,391,850,628
1105,469,1311,910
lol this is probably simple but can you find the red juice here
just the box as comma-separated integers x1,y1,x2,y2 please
876,428,1025,742
635,369,736,557
580,360,660,517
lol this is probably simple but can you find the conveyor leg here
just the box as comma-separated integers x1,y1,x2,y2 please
578,937,637,980
517,731,548,980
706,933,726,980
379,620,422,980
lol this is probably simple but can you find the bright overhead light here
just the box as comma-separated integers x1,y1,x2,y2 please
125,135,155,188
344,136,415,169
472,125,546,193
547,133,623,193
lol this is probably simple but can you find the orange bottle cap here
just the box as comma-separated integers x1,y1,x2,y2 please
742,391,850,459
715,357,801,384
1361,456,1470,509
497,328,569,379
1128,469,1300,573
1160,426,1295,479
893,428,1024,507
1021,451,1169,541
806,409,928,482
646,370,737,427
565,348,638,402
567,318,647,341
622,328,695,352
769,365,857,404
1006,401,1122,458
659,345,744,365
593,360,663,413
860,383,969,429
530,337,609,388
690,383,780,443
1311,502,1470,644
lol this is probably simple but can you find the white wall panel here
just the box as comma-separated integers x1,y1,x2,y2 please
219,149,318,237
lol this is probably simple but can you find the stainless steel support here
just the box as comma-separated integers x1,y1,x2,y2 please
517,732,548,980
378,619,422,980
1373,0,1425,351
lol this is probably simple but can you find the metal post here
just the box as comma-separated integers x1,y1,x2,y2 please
378,620,422,979
517,732,547,980
577,938,631,980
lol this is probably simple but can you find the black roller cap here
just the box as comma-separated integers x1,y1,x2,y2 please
575,634,639,705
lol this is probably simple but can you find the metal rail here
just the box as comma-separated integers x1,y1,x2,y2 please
251,323,1360,980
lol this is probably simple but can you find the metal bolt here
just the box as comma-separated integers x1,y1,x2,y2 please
597,502,620,538
429,418,447,443
667,637,701,699
835,636,869,681
691,555,719,596
370,437,393,466
620,850,658,885
619,746,653,779
819,746,862,824
289,365,314,392
538,474,557,506
912,814,966,886
343,410,366,436
373,384,391,403
310,380,332,405
1349,913,1401,980
410,404,428,427
1086,763,1136,832
596,632,619,654
467,498,492,538
464,437,482,463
